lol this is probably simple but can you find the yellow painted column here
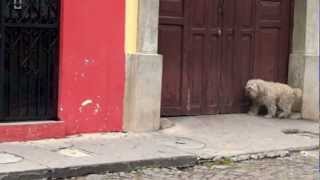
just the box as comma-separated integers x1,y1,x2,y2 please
125,0,138,53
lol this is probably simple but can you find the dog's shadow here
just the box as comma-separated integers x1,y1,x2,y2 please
256,105,302,119
257,105,281,116
258,106,268,116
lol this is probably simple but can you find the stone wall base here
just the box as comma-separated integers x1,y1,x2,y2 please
289,53,319,121
124,53,163,132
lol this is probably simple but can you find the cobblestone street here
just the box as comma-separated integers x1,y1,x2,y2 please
69,151,319,180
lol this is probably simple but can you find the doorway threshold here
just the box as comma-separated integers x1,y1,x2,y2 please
0,120,62,126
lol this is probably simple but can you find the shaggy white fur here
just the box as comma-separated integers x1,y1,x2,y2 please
245,79,302,119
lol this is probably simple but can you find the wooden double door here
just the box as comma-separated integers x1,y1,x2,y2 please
159,0,291,116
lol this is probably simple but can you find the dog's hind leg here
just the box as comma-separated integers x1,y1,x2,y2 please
278,96,294,119
264,100,277,119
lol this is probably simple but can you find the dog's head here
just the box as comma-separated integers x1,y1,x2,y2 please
245,79,264,98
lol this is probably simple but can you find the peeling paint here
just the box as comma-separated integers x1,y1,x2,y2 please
94,104,101,114
84,58,90,64
79,99,93,112
84,58,95,65
81,99,93,107
78,100,103,115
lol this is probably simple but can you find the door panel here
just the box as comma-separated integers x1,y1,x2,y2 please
254,0,290,83
159,0,291,116
190,0,207,28
0,0,60,121
187,0,211,115
234,0,256,111
203,0,221,114
203,33,220,114
159,0,187,116
255,28,280,81
186,34,204,114
159,25,184,114
220,32,235,113
227,0,256,112
219,0,236,112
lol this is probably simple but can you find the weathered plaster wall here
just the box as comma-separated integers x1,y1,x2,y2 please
59,0,125,134
0,0,126,142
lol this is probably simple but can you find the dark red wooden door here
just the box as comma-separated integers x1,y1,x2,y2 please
159,0,291,116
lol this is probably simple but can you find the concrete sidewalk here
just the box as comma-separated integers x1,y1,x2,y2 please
0,114,318,180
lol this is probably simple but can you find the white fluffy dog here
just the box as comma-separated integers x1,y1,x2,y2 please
245,79,302,119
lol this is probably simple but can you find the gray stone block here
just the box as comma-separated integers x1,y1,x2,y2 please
124,53,163,132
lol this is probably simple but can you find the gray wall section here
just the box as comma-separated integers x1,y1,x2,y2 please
137,0,160,54
289,0,319,120
124,54,163,132
124,0,163,132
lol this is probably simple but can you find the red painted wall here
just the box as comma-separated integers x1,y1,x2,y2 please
59,0,125,134
0,0,125,142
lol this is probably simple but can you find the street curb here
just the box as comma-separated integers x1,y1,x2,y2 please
52,155,198,179
0,155,198,180
198,145,319,163
0,145,318,180
0,169,50,180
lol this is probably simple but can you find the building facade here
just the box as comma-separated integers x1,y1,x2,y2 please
0,0,318,142
0,0,125,141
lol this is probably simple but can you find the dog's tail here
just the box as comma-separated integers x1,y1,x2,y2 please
293,88,302,98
